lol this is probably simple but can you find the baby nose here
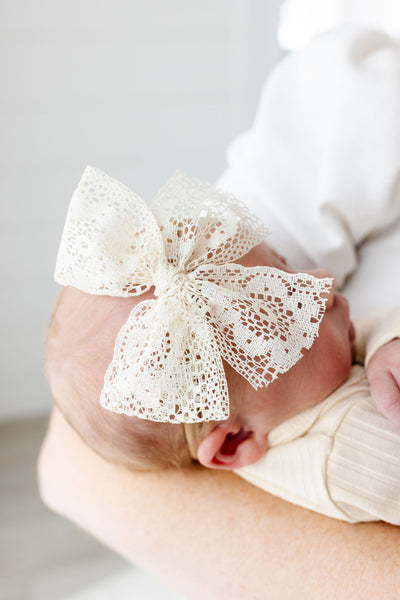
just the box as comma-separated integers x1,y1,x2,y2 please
307,268,335,309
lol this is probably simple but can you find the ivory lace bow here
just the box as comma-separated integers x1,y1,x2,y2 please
55,166,332,423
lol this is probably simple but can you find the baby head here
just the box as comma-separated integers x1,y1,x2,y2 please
45,285,195,470
45,167,354,472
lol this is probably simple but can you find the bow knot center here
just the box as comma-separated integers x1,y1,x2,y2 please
153,264,189,297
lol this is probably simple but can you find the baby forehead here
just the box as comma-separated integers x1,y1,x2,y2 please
236,241,285,269
52,287,150,344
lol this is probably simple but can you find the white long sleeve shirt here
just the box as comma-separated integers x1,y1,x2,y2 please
217,28,400,317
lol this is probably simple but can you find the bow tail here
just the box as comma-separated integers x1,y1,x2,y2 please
194,266,332,391
101,296,230,423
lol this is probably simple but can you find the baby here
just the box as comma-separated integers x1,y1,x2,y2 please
45,166,400,525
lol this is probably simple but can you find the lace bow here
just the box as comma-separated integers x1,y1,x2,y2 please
55,166,332,423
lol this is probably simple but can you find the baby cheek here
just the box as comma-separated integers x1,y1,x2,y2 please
319,333,352,394
300,327,346,400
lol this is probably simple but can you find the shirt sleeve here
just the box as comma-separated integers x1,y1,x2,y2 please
353,307,400,365
326,398,400,525
217,28,400,313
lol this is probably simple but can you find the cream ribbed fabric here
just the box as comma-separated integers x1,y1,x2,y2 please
236,308,400,524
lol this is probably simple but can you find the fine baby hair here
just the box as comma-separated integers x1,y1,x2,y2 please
45,166,332,470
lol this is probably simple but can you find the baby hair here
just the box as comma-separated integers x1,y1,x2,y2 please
45,286,209,471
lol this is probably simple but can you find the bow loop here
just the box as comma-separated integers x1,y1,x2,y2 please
55,166,165,297
151,171,269,272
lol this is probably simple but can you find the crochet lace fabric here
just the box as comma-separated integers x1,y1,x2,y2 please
55,166,332,423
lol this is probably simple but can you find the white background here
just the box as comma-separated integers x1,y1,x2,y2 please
2,0,398,421
0,0,282,420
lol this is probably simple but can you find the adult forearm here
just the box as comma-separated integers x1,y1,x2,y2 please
38,409,400,600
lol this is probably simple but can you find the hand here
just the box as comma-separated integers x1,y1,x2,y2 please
366,339,400,430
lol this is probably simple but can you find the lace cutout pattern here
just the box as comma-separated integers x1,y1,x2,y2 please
55,166,332,423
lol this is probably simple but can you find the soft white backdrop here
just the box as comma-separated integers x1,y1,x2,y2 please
2,0,397,421
0,0,282,420
279,0,400,49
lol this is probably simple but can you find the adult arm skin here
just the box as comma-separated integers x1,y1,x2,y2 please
38,409,400,600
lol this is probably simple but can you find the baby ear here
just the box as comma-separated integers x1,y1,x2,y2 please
197,422,266,470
